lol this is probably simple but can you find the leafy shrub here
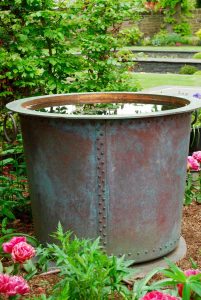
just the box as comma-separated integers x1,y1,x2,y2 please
115,49,135,62
193,52,201,59
173,22,191,36
184,36,201,46
0,134,30,222
0,0,140,104
194,70,201,75
39,224,135,300
151,31,188,46
179,65,198,75
196,0,201,8
196,28,201,39
119,26,144,46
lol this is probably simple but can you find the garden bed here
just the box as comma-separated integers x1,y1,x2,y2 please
2,201,200,299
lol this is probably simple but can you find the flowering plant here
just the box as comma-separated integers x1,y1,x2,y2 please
132,259,201,300
0,236,36,299
185,151,201,205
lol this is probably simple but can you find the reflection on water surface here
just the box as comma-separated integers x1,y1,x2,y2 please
36,102,180,115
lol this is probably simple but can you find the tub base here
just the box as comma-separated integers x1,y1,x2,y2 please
131,236,187,279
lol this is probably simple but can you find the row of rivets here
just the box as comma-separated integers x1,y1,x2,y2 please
122,238,180,257
96,123,107,247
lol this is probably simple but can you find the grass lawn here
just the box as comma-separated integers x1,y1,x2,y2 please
126,46,201,52
132,73,201,89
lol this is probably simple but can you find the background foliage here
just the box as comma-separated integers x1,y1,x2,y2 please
0,0,140,105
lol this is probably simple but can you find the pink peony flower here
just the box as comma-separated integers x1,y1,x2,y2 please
2,236,26,254
140,291,179,300
11,241,36,263
177,269,201,297
0,274,10,294
187,156,200,171
192,151,201,163
6,275,30,296
0,274,30,296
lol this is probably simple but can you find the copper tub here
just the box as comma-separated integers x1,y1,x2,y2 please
7,92,201,263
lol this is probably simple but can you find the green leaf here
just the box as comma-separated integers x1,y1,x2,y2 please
4,265,14,275
0,261,4,273
182,283,191,300
190,282,201,297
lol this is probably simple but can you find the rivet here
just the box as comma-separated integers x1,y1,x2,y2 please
99,202,102,206
153,249,155,252
99,229,103,232
103,233,106,237
100,142,104,145
100,133,104,136
97,147,100,150
159,247,162,251
128,253,132,256
137,252,140,255
99,220,102,223
99,211,102,215
102,170,105,174
103,225,106,228
103,206,106,210
103,216,106,219
101,152,104,155
103,242,107,245
98,184,101,187
102,180,105,183
97,157,101,160
101,161,104,164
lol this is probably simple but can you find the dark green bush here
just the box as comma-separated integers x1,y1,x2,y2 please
196,0,201,8
173,22,191,36
179,65,199,75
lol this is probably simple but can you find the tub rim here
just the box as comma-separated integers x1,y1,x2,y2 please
6,92,201,120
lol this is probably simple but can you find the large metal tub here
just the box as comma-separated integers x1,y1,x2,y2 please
7,92,201,263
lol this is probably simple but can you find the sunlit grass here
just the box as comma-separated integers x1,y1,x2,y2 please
132,73,201,90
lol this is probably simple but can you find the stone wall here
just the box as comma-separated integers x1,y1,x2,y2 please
134,9,201,37
190,9,201,33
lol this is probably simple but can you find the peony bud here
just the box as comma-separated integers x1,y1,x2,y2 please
177,269,201,297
